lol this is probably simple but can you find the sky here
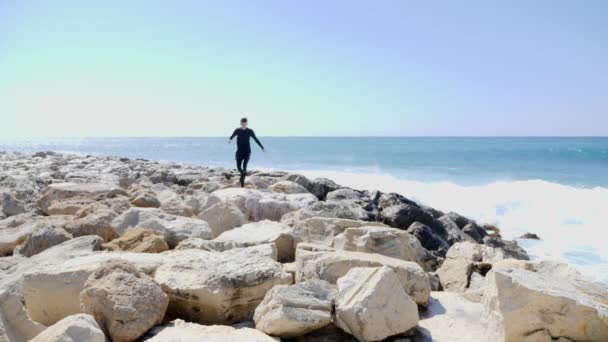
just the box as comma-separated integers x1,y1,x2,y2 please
0,0,607,137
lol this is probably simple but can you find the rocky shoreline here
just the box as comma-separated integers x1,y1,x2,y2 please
1,151,606,342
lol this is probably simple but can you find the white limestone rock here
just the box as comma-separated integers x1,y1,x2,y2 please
29,314,105,342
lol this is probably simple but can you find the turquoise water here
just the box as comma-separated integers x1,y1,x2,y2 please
1,137,607,187
2,137,608,283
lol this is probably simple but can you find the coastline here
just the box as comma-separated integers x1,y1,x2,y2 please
1,151,607,341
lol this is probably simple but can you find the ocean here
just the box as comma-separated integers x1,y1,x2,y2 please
2,136,607,283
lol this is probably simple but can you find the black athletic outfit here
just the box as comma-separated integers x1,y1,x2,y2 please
229,128,264,187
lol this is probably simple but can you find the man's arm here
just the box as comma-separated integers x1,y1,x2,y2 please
250,130,264,150
228,129,238,142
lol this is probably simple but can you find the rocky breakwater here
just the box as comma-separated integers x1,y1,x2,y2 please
0,151,606,342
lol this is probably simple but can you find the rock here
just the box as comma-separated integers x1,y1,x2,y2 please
215,220,294,262
435,242,511,292
64,209,120,242
434,215,476,246
102,228,169,253
417,291,484,342
406,222,450,256
290,217,387,247
175,239,278,260
80,260,168,342
519,232,541,240
308,178,340,200
461,222,488,243
0,190,25,217
130,191,160,208
443,212,472,229
269,181,310,194
154,249,292,324
37,182,127,214
325,188,365,202
335,266,419,342
282,201,371,225
46,198,97,215
333,226,439,271
29,314,105,342
111,207,213,247
281,173,312,190
483,236,529,260
0,222,36,256
284,324,357,342
376,191,419,210
295,244,431,306
0,290,46,342
482,264,608,342
197,202,247,237
381,204,435,229
254,280,336,338
22,250,164,326
144,319,277,342
14,227,72,257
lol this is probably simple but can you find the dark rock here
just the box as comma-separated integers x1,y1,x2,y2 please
483,236,529,260
407,222,450,256
326,188,365,202
433,216,474,246
308,178,340,200
443,212,472,229
519,232,541,240
376,192,419,210
462,223,488,243
381,204,435,229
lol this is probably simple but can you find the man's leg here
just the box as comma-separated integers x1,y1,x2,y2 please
239,153,250,187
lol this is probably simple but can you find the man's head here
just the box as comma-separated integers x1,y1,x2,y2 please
240,117,248,129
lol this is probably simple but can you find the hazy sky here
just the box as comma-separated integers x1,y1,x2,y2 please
1,0,606,137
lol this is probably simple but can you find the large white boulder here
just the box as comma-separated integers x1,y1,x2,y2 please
22,252,165,326
295,244,431,306
269,181,310,194
29,314,105,342
435,241,507,292
144,319,277,342
290,217,387,247
154,249,292,324
197,202,247,237
335,266,419,341
333,226,438,271
111,207,213,247
175,239,278,260
37,182,127,214
215,220,294,262
254,280,336,338
482,263,608,342
80,260,168,342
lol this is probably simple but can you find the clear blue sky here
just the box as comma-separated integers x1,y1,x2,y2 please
0,0,606,137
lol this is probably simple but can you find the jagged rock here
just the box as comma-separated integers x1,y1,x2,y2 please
46,198,97,215
406,222,450,256
381,203,435,229
290,217,387,247
130,191,160,208
335,267,419,342
519,232,541,240
175,239,278,260
197,202,247,237
462,222,488,243
22,250,164,326
29,314,105,342
64,209,120,242
326,188,366,202
14,227,72,257
0,190,25,217
483,236,529,260
254,280,336,338
269,181,310,194
482,263,608,342
282,202,371,226
0,215,71,256
215,220,294,262
333,226,439,271
417,291,484,342
80,260,168,342
308,178,340,200
0,290,46,342
154,249,292,324
295,244,431,306
434,215,476,245
37,182,127,214
111,207,213,247
281,173,312,190
144,319,277,342
102,228,169,253
436,242,513,292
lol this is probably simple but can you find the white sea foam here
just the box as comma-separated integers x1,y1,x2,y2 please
298,169,608,284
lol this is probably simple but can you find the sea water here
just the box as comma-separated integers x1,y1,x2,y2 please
1,137,607,283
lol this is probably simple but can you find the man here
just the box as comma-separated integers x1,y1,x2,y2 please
228,117,265,187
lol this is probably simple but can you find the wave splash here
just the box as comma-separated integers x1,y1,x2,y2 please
298,169,608,284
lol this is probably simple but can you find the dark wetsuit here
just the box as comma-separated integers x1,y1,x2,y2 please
229,128,264,187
